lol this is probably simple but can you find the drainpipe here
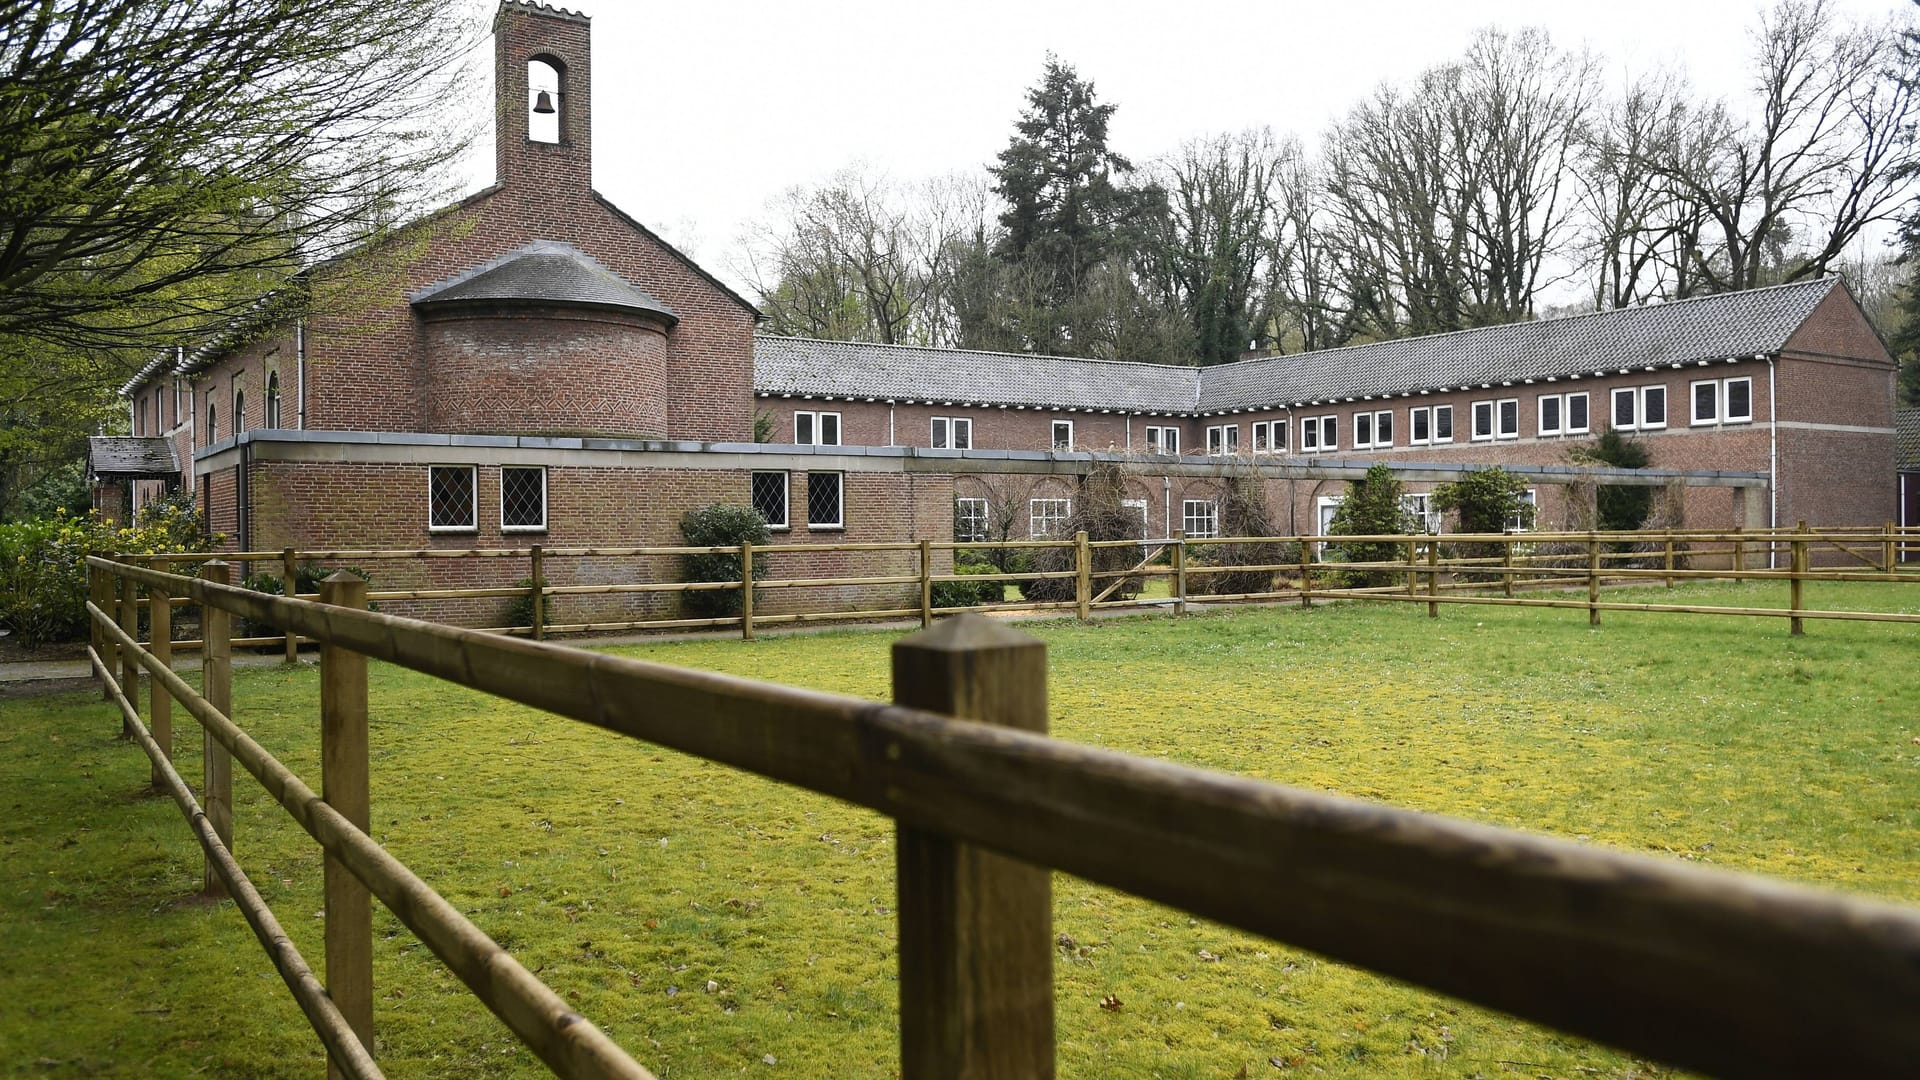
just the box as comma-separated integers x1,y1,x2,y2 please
296,318,306,429
1162,475,1172,540
1767,356,1778,569
887,402,894,447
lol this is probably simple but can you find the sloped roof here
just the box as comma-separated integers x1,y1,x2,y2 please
411,239,677,324
752,338,1202,412
87,437,178,479
1898,408,1920,471
754,279,1843,415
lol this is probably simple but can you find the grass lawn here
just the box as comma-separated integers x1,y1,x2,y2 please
3,579,1918,1078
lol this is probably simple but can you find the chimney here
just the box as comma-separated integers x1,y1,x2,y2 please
494,1,593,191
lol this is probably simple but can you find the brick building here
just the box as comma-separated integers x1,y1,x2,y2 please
94,1,1900,622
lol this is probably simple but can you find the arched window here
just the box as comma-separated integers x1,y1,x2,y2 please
265,372,281,428
233,389,247,435
527,58,561,144
207,401,217,444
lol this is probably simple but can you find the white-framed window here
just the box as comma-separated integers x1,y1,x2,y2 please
1432,404,1453,443
1401,493,1442,534
1691,379,1719,425
1472,400,1495,441
501,466,548,532
1497,398,1518,439
265,372,281,428
1051,419,1074,450
931,416,972,449
1565,391,1589,434
1539,394,1563,436
428,465,477,531
1507,488,1538,533
954,497,989,542
1612,387,1637,430
206,400,218,444
1411,406,1431,445
1030,497,1071,537
805,471,844,529
1182,499,1218,538
173,380,183,429
1641,385,1667,429
1206,424,1239,455
1144,425,1180,454
233,389,246,435
1300,414,1338,452
1251,419,1287,453
1725,377,1753,423
794,410,841,446
751,470,789,530
1352,409,1393,449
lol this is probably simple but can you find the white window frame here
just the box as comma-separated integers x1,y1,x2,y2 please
1507,488,1539,533
1181,499,1219,539
794,410,842,446
1206,423,1239,456
500,465,548,532
265,372,281,428
1401,493,1442,534
1432,404,1453,443
1640,385,1667,430
931,416,973,449
1539,394,1563,437
1251,419,1287,454
1373,410,1392,448
428,464,478,533
954,496,989,543
1471,400,1495,442
805,471,844,530
1051,419,1074,450
1410,406,1431,445
1612,387,1638,431
1690,379,1720,425
1301,415,1321,451
1352,410,1373,449
1144,425,1179,454
233,389,246,435
1029,497,1072,537
1565,391,1589,435
751,470,790,531
1724,376,1753,424
1496,397,1519,440
1318,415,1337,451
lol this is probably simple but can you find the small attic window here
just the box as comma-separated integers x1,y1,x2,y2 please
528,58,561,143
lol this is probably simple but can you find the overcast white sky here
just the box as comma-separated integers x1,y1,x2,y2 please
456,0,1910,294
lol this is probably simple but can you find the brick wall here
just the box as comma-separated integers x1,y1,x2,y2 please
419,307,670,436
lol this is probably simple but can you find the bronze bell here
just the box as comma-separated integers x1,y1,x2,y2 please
533,89,556,115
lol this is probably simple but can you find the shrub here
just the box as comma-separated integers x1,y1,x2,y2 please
502,577,548,630
1576,429,1655,533
241,563,372,639
0,496,218,647
1432,468,1534,582
1019,463,1144,603
1325,463,1414,587
1195,469,1286,596
679,504,769,617
932,562,1006,609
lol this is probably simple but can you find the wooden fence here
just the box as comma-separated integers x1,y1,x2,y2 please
80,553,1920,1078
121,523,1920,649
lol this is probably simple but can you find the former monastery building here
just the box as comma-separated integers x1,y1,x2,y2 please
88,1,1905,623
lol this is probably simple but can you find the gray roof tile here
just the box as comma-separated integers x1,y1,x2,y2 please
87,437,179,478
754,279,1841,415
411,239,677,325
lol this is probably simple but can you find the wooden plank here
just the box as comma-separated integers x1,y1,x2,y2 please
530,545,546,642
740,542,754,641
283,548,300,662
320,572,374,1079
893,617,1053,1080
1074,531,1090,621
117,563,140,735
149,559,172,791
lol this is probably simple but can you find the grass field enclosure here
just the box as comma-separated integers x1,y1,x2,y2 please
11,555,1918,1077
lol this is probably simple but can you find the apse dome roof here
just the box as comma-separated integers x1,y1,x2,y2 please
411,239,677,326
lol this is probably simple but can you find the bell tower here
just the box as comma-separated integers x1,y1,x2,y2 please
494,1,592,191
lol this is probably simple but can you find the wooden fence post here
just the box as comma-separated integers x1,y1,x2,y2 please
201,561,233,899
149,559,172,791
1885,520,1897,576
529,544,545,641
919,539,933,628
282,547,299,662
1790,521,1808,637
1665,537,1676,589
1172,530,1187,618
1405,539,1417,603
891,616,1053,1080
1426,539,1439,619
739,542,754,641
319,571,374,1076
91,564,114,702
1587,533,1601,628
1074,530,1091,621
1300,537,1314,609
117,560,140,736
1733,526,1745,573
1502,536,1515,599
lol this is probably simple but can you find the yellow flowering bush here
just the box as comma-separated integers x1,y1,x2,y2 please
0,493,218,647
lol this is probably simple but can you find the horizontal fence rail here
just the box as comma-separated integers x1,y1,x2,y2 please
115,523,1920,648
77,553,1920,1079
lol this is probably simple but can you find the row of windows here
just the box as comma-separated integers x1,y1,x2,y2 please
786,376,1751,458
427,465,548,532
949,496,1224,542
145,374,288,443
748,470,843,530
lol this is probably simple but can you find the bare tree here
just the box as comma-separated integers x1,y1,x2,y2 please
1576,70,1709,307
1645,0,1919,292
